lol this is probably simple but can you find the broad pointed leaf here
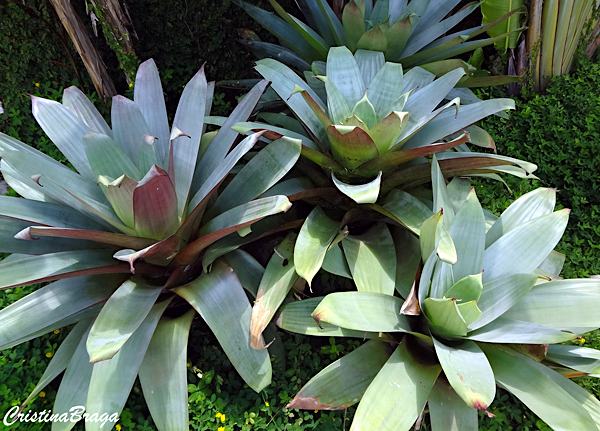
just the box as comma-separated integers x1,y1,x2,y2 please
138,310,195,431
342,223,396,295
429,378,478,431
171,66,207,216
86,277,163,362
83,131,141,180
482,210,569,282
294,207,339,285
111,95,151,165
367,62,404,118
486,187,557,248
312,292,411,332
327,46,366,107
288,341,391,410
31,96,94,179
467,318,577,344
383,189,432,235
133,165,179,240
480,344,597,431
251,234,298,349
20,318,93,410
192,80,270,191
469,273,538,330
85,300,170,431
350,338,441,431
208,137,301,218
134,59,171,162
0,250,124,290
433,338,495,411
332,172,382,204
275,297,392,340
174,259,271,391
546,345,600,377
63,86,112,138
51,325,94,431
501,279,600,329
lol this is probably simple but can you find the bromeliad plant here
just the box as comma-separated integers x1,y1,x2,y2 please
235,0,524,86
272,157,600,431
232,46,536,352
0,59,301,431
242,47,535,195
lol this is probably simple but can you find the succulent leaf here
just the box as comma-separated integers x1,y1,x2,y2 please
133,165,179,240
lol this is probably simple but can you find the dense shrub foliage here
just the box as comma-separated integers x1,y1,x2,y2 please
478,58,600,279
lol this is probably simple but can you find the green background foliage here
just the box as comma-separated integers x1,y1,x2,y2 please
476,58,600,280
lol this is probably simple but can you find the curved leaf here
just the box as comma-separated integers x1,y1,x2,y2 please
342,223,396,295
481,344,597,431
332,172,382,204
85,300,170,431
433,338,495,411
138,310,195,431
294,207,339,285
482,209,569,282
86,277,163,362
275,298,392,340
312,292,411,332
63,86,112,138
31,96,94,179
134,59,171,161
288,341,391,410
251,234,298,349
351,338,441,431
174,259,272,392
208,137,302,218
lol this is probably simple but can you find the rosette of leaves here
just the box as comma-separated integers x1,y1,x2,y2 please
231,47,536,348
0,59,302,431
272,157,600,431
235,0,524,86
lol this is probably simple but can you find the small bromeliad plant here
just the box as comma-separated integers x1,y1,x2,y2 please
0,59,302,430
235,0,523,86
271,157,600,431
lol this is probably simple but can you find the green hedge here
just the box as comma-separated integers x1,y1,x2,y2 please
476,58,600,279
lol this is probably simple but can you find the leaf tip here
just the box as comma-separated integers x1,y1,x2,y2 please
14,227,36,241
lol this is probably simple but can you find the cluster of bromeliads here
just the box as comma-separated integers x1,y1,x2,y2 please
1,1,600,430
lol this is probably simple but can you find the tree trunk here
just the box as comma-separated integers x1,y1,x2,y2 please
48,0,117,100
89,0,138,84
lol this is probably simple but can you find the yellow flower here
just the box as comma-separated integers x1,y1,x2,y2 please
265,402,269,407
39,392,45,398
215,412,222,419
35,83,40,87
580,338,586,343
46,352,53,358
128,83,133,88
186,362,191,367
314,410,318,413
115,425,122,431
221,414,226,422
53,329,60,334
218,427,225,431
